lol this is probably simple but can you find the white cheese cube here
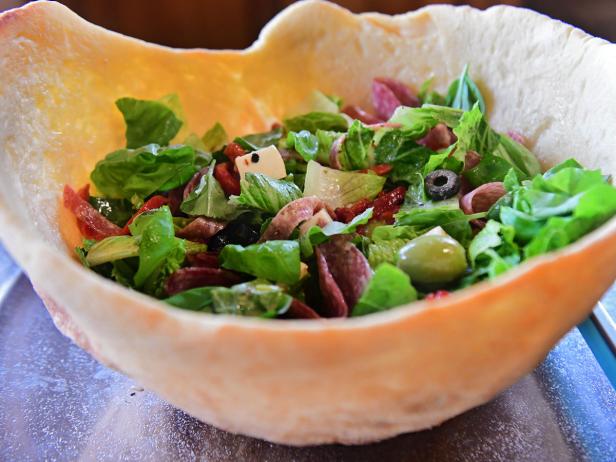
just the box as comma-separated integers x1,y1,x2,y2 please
235,145,287,180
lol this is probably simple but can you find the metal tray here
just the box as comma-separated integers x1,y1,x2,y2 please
0,245,614,461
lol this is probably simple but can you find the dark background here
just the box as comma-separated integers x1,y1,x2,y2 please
1,0,615,47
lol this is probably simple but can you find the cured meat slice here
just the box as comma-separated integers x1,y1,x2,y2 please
164,267,243,296
63,185,126,240
176,217,226,242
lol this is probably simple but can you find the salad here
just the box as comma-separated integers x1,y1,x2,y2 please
63,66,616,319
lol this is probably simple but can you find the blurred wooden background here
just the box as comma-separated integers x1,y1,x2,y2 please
1,0,615,47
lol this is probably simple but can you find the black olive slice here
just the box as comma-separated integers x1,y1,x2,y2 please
424,169,461,200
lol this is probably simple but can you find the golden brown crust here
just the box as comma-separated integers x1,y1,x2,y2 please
0,0,615,445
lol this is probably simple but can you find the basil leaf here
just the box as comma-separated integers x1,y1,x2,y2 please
88,197,134,227
231,172,302,214
91,144,198,200
283,112,348,133
130,206,186,297
339,120,375,170
287,130,319,162
445,64,486,113
220,240,301,285
211,281,292,318
180,161,237,219
352,263,417,316
202,122,228,152
116,96,183,148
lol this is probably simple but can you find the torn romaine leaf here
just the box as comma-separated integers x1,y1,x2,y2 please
339,120,375,170
202,122,228,152
388,105,463,139
91,144,197,200
231,172,302,215
234,126,283,151
211,281,292,318
116,95,183,148
287,130,319,162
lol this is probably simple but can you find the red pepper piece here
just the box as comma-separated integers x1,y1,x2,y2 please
223,142,246,162
425,290,450,301
214,161,241,196
63,185,126,240
122,195,168,233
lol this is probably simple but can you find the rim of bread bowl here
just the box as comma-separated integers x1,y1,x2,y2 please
0,0,615,332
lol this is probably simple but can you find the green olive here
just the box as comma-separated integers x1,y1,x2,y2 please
396,234,467,286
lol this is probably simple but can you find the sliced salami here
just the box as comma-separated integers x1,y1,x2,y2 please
176,217,226,242
164,267,244,296
260,196,329,241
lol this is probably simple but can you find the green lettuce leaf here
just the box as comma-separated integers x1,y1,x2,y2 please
303,160,386,208
163,281,292,317
129,206,186,297
283,112,348,133
388,105,463,139
287,130,319,162
90,144,198,200
211,281,292,318
339,120,375,170
202,122,228,152
180,161,237,219
164,286,215,312
85,235,139,267
315,129,342,165
445,64,486,113
231,172,302,214
299,208,373,257
367,239,410,268
116,96,183,148
352,263,417,316
234,127,283,152
220,240,301,285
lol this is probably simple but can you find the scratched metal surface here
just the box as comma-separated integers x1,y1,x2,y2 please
0,245,615,462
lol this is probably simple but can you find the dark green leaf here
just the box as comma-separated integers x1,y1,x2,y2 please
418,77,446,106
164,287,215,312
352,263,417,316
234,127,283,151
88,197,134,227
220,240,301,285
116,96,183,148
283,112,348,133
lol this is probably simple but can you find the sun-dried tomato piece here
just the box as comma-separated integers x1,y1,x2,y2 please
122,195,168,233
373,186,406,223
63,185,126,240
214,161,241,196
164,267,244,296
223,142,246,162
334,198,372,223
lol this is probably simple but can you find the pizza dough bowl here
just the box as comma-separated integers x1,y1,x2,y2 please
0,0,615,445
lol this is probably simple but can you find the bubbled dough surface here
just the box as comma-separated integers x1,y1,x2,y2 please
0,0,615,445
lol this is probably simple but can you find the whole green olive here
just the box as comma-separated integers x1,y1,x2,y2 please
396,234,467,286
